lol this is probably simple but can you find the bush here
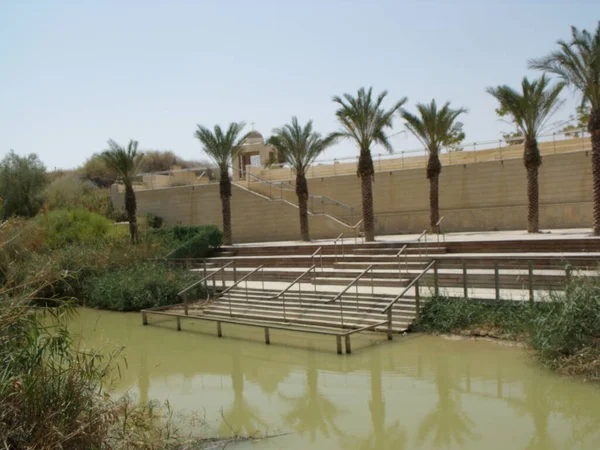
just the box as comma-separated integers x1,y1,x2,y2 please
145,212,164,229
86,262,205,311
166,225,223,259
0,150,47,219
46,174,108,213
39,209,112,248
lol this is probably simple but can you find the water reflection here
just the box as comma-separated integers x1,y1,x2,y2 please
280,353,343,442
219,347,264,436
69,311,600,450
342,350,407,449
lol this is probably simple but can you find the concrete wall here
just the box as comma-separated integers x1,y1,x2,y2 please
111,183,347,243
304,149,592,233
111,149,593,242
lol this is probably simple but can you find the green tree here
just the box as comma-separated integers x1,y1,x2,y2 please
561,105,591,138
529,23,600,234
194,122,248,245
487,76,565,233
0,150,47,219
401,100,467,233
101,140,144,243
267,118,337,241
332,87,407,241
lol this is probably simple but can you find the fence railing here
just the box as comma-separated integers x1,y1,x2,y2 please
327,265,374,327
220,265,264,317
270,265,317,320
177,261,234,315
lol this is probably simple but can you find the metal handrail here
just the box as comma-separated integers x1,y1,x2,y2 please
416,229,428,258
178,262,233,296
311,247,323,272
220,265,264,295
436,216,445,242
397,245,408,275
333,233,344,261
381,260,436,313
327,265,374,303
349,219,364,243
271,265,316,299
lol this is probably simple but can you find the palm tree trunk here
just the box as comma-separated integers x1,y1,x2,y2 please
296,173,310,241
590,109,600,236
524,139,542,233
124,183,138,244
220,170,233,245
358,148,375,242
427,153,442,234
429,174,440,234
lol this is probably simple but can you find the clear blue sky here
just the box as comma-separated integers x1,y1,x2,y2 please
1,0,598,170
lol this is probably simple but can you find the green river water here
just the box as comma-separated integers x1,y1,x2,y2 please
69,309,600,450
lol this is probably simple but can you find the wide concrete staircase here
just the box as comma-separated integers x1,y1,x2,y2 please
143,235,600,353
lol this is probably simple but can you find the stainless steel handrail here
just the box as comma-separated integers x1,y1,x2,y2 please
271,265,316,299
327,265,374,303
397,244,408,275
220,265,264,295
333,233,344,261
416,229,428,258
436,216,445,243
350,219,364,244
178,261,233,296
381,260,436,314
311,247,323,272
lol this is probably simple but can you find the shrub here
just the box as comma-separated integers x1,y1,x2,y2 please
0,150,47,219
39,209,112,248
86,262,205,311
145,212,164,229
46,174,108,213
166,225,223,259
529,278,600,377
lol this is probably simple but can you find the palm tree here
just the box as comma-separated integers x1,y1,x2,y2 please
529,23,600,235
401,100,467,233
194,122,248,245
267,117,337,241
101,139,143,244
487,77,565,233
332,87,407,241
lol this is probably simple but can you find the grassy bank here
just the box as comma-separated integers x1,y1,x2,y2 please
1,213,222,311
412,279,600,380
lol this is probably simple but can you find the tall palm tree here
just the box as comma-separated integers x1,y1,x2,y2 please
332,87,407,241
101,139,143,244
487,76,565,233
194,122,247,245
401,100,467,234
529,23,600,235
267,117,337,241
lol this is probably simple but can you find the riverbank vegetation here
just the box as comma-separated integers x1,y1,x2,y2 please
413,279,600,380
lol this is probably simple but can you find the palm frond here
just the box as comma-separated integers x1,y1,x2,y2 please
529,22,600,110
487,76,565,139
194,122,247,171
401,100,468,154
268,117,337,175
100,139,143,185
332,87,407,152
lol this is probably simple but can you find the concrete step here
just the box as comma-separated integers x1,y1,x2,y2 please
312,277,409,287
219,293,417,314
201,304,409,332
353,247,447,255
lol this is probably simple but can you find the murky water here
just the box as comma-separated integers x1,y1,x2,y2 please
69,309,600,450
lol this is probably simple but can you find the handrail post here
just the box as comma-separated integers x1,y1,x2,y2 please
462,261,468,299
313,266,317,293
371,266,374,296
233,261,237,283
283,292,286,321
494,262,500,301
299,279,302,306
415,280,421,315
433,262,439,296
528,260,534,304
203,260,207,279
387,309,393,340
183,295,188,316
262,266,265,290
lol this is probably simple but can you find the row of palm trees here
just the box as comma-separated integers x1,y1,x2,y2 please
105,23,599,245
